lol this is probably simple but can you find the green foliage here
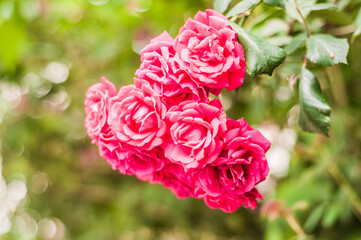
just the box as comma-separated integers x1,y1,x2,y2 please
310,9,353,25
285,0,316,22
298,68,331,136
264,220,284,240
226,0,260,18
306,34,349,66
263,0,285,8
285,31,307,54
321,201,341,228
229,21,286,75
0,18,27,72
304,202,326,232
303,3,336,11
214,0,232,13
353,8,361,40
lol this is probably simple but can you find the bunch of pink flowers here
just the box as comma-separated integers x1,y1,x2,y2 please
84,9,270,213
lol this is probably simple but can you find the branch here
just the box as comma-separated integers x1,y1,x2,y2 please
294,0,312,37
285,213,307,236
303,52,308,68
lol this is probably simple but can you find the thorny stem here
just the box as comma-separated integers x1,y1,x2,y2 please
294,0,312,37
230,15,238,22
230,11,250,22
262,200,307,237
285,213,306,236
294,0,311,68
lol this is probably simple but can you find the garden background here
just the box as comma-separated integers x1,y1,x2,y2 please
1,0,361,239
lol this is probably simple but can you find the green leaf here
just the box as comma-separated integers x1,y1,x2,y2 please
0,19,27,72
306,34,349,66
263,0,285,8
229,21,286,75
284,31,307,54
298,68,331,136
303,3,336,11
309,9,353,25
352,8,361,40
214,0,232,13
285,0,335,23
226,0,260,18
265,220,284,240
285,0,316,22
304,203,326,232
322,202,341,228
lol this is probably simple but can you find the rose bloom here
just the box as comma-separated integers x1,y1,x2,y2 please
151,161,197,199
195,118,271,212
163,99,226,171
98,127,165,180
84,77,117,143
174,9,246,95
108,79,167,150
99,125,194,197
136,31,208,106
203,188,263,212
98,125,193,197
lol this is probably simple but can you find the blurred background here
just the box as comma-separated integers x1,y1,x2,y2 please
1,0,361,239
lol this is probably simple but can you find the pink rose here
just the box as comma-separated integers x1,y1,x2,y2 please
108,79,167,150
151,161,197,199
97,126,123,170
84,77,117,143
98,125,193,197
220,118,270,189
98,128,165,179
194,118,270,212
174,9,246,95
136,31,208,106
163,99,226,170
203,189,263,212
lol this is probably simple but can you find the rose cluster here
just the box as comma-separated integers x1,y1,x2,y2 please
84,9,270,213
